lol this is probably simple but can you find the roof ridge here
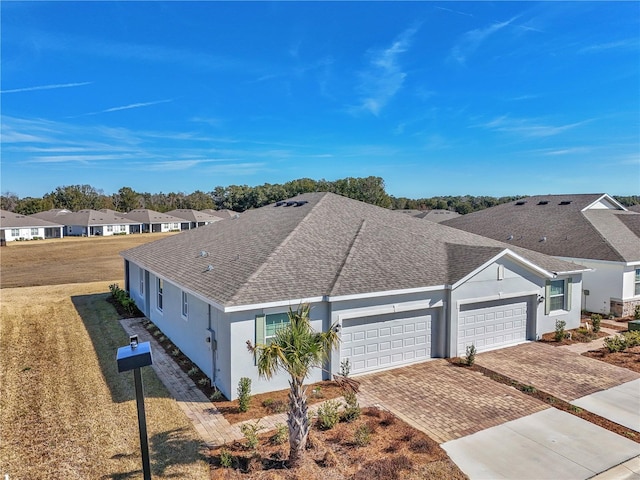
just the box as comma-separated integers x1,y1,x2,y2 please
226,194,326,305
328,218,367,296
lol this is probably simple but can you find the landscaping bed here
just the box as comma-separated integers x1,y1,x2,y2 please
583,345,640,374
210,407,467,479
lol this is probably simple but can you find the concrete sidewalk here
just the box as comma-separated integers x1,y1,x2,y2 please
442,408,640,480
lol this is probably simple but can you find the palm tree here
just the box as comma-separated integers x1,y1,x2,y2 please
247,304,339,468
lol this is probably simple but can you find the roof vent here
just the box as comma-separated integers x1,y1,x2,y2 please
540,236,547,242
507,234,514,241
275,201,286,207
294,200,308,207
285,201,297,207
537,201,549,205
233,213,240,219
199,250,209,257
206,265,214,271
559,201,572,205
515,201,527,206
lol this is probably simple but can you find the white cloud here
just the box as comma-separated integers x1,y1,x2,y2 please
450,16,518,65
73,99,173,117
353,25,419,116
477,115,592,138
0,82,92,94
579,38,639,54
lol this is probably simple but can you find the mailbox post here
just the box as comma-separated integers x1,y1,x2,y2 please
116,336,153,480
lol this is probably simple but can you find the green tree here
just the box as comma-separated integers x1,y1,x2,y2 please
247,304,339,468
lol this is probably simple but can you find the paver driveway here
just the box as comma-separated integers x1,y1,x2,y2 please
474,342,640,402
357,359,547,443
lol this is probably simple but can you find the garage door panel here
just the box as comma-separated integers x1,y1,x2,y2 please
341,309,435,374
458,298,529,354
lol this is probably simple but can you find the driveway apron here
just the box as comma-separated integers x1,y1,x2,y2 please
356,359,547,444
474,342,640,430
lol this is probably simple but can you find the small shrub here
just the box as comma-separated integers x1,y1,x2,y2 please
311,385,324,398
409,436,433,454
590,314,602,333
171,348,180,357
145,323,156,331
521,385,537,394
219,448,234,468
153,330,162,337
270,423,287,445
198,378,209,387
465,344,476,366
635,305,640,320
240,420,261,450
316,400,341,430
623,330,640,348
604,335,628,353
187,367,199,377
554,319,567,342
342,389,361,423
354,423,371,447
238,377,252,413
210,389,225,401
340,358,351,377
158,335,166,343
570,405,583,414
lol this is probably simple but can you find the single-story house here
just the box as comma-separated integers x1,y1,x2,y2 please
397,209,461,222
46,209,138,237
124,209,184,233
443,194,640,317
0,209,64,242
200,208,239,220
628,204,640,213
121,193,587,399
165,209,223,230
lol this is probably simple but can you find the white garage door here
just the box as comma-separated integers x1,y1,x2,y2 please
341,310,434,375
458,298,528,354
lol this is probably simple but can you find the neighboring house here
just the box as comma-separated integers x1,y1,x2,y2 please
200,209,239,220
124,209,184,233
396,209,461,222
165,209,223,230
0,209,64,242
121,193,586,400
44,209,138,237
628,204,640,213
30,208,73,222
443,194,640,317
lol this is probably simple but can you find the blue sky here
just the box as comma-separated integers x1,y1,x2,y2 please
2,1,639,199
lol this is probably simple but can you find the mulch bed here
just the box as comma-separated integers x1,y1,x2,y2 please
210,407,467,480
582,345,640,374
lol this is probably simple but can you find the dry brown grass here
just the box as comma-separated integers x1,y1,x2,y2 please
0,233,176,289
0,281,209,480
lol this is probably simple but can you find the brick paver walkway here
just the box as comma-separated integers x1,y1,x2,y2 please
475,342,640,402
357,359,547,444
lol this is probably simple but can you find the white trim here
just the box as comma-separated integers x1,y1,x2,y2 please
336,299,443,322
456,291,538,309
581,194,627,212
451,249,553,290
224,296,326,313
328,284,445,303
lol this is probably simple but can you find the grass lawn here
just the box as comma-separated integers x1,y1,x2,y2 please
0,281,209,480
0,233,176,289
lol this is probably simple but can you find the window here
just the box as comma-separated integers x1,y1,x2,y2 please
181,291,188,318
139,267,144,295
11,229,19,237
31,228,39,236
157,278,164,311
107,225,113,232
256,312,290,346
545,278,571,313
635,269,640,296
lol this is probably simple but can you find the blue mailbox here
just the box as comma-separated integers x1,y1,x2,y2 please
117,340,153,372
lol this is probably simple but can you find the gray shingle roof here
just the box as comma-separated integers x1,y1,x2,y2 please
30,209,72,222
124,209,186,224
0,209,63,228
443,194,640,262
121,192,585,309
50,209,138,226
165,209,223,223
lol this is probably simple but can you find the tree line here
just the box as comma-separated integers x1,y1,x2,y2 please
2,177,638,216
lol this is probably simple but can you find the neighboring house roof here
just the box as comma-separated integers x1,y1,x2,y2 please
124,209,186,224
122,192,585,310
0,209,63,228
53,209,137,226
443,194,640,263
165,209,224,223
200,209,239,219
628,204,640,213
30,209,73,222
414,210,461,222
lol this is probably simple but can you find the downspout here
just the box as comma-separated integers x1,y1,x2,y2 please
208,304,216,383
